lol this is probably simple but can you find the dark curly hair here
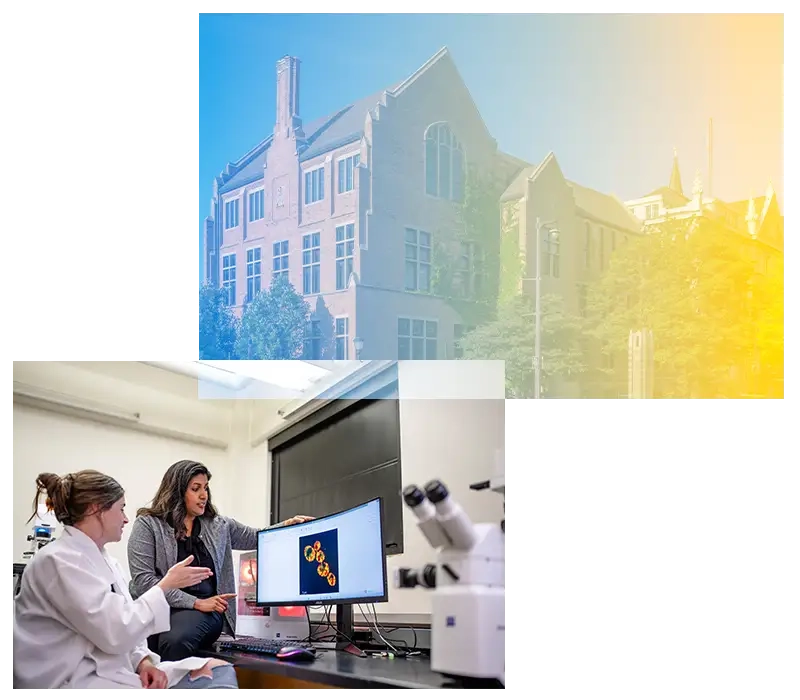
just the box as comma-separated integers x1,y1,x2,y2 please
137,460,218,539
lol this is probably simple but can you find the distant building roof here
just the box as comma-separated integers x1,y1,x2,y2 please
727,196,767,217
499,164,537,202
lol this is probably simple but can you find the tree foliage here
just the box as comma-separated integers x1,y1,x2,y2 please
199,282,238,360
460,293,586,398
584,216,783,397
235,275,311,360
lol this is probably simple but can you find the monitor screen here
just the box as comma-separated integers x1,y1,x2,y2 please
256,497,388,607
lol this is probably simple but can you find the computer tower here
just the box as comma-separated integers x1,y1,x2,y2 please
235,551,309,641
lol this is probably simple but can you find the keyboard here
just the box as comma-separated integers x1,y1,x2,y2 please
217,637,315,656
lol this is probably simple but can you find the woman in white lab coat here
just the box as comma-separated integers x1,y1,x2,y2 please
13,470,239,689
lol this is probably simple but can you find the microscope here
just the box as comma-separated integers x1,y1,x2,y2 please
21,504,58,561
395,473,505,687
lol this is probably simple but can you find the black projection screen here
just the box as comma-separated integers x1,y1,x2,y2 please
268,365,404,554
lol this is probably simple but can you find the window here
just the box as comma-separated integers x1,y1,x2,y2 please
599,227,605,271
584,223,591,269
335,317,349,360
543,229,560,278
456,242,486,298
302,233,321,295
246,248,262,302
611,229,617,252
645,203,659,219
337,153,360,194
304,167,325,205
304,320,322,360
225,199,239,229
453,323,475,359
336,223,355,290
222,253,236,306
405,228,431,292
272,240,289,280
425,123,464,201
578,284,587,318
248,190,264,222
398,318,438,359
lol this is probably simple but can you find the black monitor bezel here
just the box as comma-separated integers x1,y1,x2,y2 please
254,496,389,607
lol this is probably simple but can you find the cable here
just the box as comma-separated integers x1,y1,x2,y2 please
305,605,335,643
358,604,404,655
371,604,417,650
369,604,421,655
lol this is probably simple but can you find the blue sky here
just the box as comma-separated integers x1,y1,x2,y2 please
199,13,783,280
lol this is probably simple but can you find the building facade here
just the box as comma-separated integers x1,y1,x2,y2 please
204,49,521,361
500,152,644,397
624,151,784,266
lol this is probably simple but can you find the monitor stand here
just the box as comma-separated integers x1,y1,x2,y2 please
335,604,366,657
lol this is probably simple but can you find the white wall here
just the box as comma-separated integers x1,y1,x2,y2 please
11,362,279,574
13,405,231,572
222,398,283,531
380,398,504,622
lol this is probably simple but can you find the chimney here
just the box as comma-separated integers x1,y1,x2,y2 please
275,56,302,138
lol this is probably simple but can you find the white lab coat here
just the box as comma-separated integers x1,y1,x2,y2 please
13,526,209,689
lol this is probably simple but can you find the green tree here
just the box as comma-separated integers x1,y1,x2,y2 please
430,166,509,327
750,255,784,397
585,216,776,397
235,275,311,360
497,201,526,306
199,282,238,360
460,293,586,398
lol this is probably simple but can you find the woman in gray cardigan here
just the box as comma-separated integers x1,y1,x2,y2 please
127,460,312,661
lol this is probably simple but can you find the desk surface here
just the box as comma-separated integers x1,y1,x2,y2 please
210,648,501,689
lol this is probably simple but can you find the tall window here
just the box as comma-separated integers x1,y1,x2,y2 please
336,223,355,290
222,253,236,306
599,227,605,271
611,229,617,253
272,240,289,280
405,228,431,292
456,242,486,298
225,199,239,229
584,222,591,269
302,233,321,295
543,229,560,278
645,203,659,219
304,320,322,360
248,190,264,222
304,166,325,205
246,248,261,302
335,317,349,360
337,153,360,194
425,123,464,201
578,284,587,318
398,318,438,360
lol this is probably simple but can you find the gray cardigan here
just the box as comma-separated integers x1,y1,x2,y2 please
127,513,275,636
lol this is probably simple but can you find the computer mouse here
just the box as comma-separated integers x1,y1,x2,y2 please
276,646,316,662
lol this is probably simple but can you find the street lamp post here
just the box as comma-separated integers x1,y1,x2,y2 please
528,217,559,399
353,336,364,361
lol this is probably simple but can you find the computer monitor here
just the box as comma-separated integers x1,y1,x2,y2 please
256,497,388,607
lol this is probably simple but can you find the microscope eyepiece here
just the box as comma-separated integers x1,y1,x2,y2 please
402,485,426,508
423,479,448,504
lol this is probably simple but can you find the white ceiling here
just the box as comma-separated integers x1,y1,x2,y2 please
141,360,363,400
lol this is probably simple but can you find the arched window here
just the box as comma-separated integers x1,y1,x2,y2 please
425,123,464,202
